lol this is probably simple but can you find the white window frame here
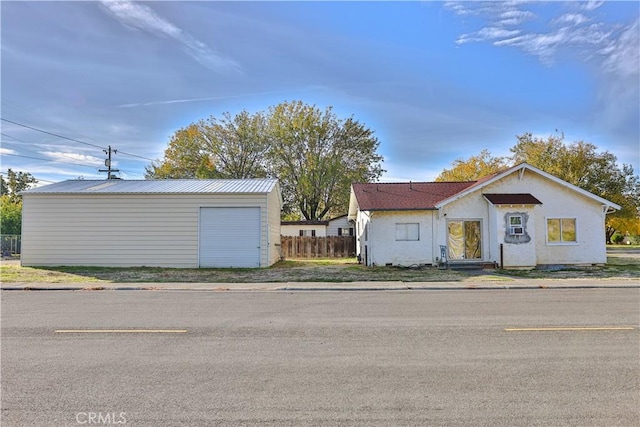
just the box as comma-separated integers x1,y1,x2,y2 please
395,223,420,241
508,214,524,236
546,217,578,245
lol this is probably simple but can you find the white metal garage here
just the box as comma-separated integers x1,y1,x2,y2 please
20,179,282,268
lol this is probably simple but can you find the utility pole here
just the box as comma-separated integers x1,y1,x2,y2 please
99,145,120,179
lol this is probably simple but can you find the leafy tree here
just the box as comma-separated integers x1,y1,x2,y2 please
0,170,37,235
148,101,384,220
267,101,383,219
435,149,509,182
0,169,38,202
146,111,270,180
0,195,22,235
146,124,218,179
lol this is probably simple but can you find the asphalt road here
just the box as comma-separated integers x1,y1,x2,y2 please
2,289,639,426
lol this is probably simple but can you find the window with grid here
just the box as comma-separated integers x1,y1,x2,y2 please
547,218,577,243
395,223,419,241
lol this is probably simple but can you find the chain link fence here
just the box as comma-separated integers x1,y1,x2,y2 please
1,235,21,257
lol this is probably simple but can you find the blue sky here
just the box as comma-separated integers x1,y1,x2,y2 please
1,0,638,185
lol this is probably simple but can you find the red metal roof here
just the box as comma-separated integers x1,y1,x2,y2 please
352,181,477,211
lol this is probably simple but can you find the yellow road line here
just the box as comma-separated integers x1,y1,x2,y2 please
54,329,188,333
504,327,635,332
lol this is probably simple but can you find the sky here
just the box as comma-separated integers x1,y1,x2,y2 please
1,0,639,186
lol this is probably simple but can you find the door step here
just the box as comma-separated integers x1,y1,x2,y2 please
448,262,497,271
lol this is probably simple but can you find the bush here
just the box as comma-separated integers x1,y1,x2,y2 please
612,233,625,244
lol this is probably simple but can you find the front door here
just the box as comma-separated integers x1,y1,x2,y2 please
447,220,482,260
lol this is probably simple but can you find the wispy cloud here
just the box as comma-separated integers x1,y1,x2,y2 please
448,1,638,76
42,151,104,165
99,0,241,74
117,89,302,108
0,147,17,155
553,13,590,26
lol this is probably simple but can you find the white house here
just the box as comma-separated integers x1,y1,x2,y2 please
21,179,282,268
348,163,620,269
280,220,329,237
281,214,354,237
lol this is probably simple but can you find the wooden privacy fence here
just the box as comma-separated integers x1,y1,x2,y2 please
281,236,356,258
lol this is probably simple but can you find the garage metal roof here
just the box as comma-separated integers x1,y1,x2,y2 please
21,178,279,194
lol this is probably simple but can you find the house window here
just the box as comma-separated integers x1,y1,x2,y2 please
338,227,354,236
508,214,524,235
299,230,316,237
547,218,577,243
395,223,419,241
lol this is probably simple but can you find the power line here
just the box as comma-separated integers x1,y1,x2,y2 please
2,153,102,170
117,150,155,162
1,118,156,162
1,118,105,149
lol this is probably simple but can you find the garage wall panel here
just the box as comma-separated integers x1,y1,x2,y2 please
199,207,261,268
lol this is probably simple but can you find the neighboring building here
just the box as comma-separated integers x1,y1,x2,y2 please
21,179,282,268
348,163,620,269
281,214,354,237
281,220,329,237
327,214,354,237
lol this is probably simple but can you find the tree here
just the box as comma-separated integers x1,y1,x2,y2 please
267,101,384,219
0,195,22,235
0,169,38,202
436,133,640,243
147,101,385,220
0,170,38,235
435,149,509,182
146,110,270,180
145,124,218,179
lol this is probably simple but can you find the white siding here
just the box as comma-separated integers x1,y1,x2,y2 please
267,187,282,265
280,224,327,237
327,216,352,236
22,192,280,268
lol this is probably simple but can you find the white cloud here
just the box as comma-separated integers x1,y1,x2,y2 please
582,1,605,12
99,0,241,74
42,151,104,165
448,2,635,71
600,19,640,79
553,13,590,26
0,148,18,155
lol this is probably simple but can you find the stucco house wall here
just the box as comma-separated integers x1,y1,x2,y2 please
349,163,619,268
364,210,434,266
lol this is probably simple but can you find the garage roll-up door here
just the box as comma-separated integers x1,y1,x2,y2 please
199,207,261,268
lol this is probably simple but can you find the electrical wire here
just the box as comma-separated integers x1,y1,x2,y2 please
1,118,104,149
1,118,156,162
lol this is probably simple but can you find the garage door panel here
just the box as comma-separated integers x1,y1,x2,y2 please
199,207,261,268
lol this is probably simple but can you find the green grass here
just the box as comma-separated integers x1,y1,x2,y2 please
2,252,637,284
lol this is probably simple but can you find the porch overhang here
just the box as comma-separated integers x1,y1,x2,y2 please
483,193,542,206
